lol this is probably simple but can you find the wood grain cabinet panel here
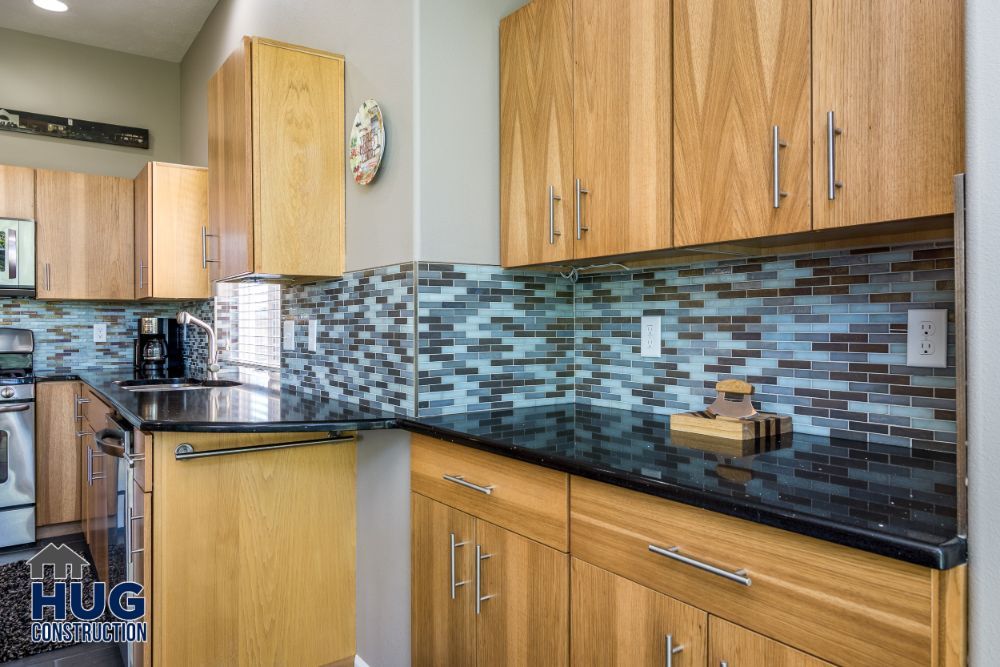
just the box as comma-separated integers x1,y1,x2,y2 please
411,493,477,667
812,0,963,229
35,381,81,527
709,616,833,667
500,0,574,267
573,0,671,260
411,434,569,551
0,165,34,219
673,0,811,246
151,431,356,666
476,519,569,667
35,169,133,300
571,558,707,667
209,37,345,282
135,162,210,300
570,476,942,666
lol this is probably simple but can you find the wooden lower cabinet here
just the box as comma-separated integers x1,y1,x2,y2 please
411,492,569,667
151,431,357,666
710,616,832,667
35,382,82,527
571,558,706,666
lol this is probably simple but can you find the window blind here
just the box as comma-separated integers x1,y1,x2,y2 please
215,282,282,369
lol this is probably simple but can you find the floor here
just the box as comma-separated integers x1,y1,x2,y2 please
0,535,122,667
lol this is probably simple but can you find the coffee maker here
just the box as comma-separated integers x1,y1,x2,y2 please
134,317,184,376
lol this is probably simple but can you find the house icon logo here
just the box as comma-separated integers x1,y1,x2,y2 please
26,544,89,581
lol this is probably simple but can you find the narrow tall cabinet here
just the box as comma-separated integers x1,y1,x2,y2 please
208,36,346,282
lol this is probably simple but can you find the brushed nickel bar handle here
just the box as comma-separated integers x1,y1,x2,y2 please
827,110,843,200
772,125,788,209
174,434,354,460
449,532,469,600
44,263,50,291
665,634,684,667
575,178,590,239
475,544,494,615
442,474,494,495
648,544,752,587
548,185,562,245
74,396,89,421
202,226,219,267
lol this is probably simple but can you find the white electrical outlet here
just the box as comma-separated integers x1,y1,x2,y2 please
283,320,295,351
307,320,318,352
640,316,661,358
906,309,947,368
93,323,107,343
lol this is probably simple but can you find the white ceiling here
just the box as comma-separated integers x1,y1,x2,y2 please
0,0,219,62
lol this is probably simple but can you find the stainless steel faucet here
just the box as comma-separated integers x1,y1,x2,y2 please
176,311,221,376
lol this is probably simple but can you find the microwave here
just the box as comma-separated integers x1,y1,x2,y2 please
0,219,35,297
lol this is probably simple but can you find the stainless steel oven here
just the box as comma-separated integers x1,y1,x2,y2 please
0,327,34,548
0,219,35,297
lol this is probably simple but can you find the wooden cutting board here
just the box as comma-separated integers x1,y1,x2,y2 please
670,410,792,443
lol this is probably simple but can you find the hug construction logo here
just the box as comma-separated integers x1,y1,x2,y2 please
26,543,147,644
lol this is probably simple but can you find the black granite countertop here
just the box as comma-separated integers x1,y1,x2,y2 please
37,367,397,433
401,403,966,569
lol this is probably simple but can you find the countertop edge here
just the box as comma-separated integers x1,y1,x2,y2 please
399,419,968,570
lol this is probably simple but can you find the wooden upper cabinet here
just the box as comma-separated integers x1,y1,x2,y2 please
709,617,834,667
0,165,34,220
208,36,345,282
500,0,574,267
674,0,811,247
573,0,671,260
812,0,963,229
571,558,707,667
135,162,210,300
35,169,133,300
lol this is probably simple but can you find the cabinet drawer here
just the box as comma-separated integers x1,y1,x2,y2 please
81,386,113,433
571,477,948,667
411,435,569,551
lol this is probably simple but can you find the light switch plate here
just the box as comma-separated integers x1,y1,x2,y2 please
640,316,661,358
307,320,318,353
906,309,947,368
93,323,107,343
283,320,295,351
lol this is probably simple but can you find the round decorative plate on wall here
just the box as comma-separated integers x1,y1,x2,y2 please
350,99,385,185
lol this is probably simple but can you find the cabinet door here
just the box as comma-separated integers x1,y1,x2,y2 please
137,163,211,300
709,616,833,667
208,37,254,282
674,0,811,246
0,165,34,219
573,0,671,260
411,493,476,667
812,0,963,229
500,0,574,267
252,39,345,279
571,558,707,666
79,432,90,543
35,382,81,526
476,520,569,667
35,169,133,300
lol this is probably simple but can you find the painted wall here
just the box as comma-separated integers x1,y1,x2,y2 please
0,27,180,178
966,0,1000,663
178,0,416,273
416,0,523,265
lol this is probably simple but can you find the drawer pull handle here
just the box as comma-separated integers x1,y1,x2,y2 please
648,544,752,587
449,532,469,600
665,634,684,667
443,474,494,495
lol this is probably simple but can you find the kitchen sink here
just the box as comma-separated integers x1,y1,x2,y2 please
114,378,242,392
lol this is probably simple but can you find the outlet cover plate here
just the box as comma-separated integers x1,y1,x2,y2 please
307,320,318,353
906,309,947,368
93,323,107,343
282,320,295,351
640,316,661,358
